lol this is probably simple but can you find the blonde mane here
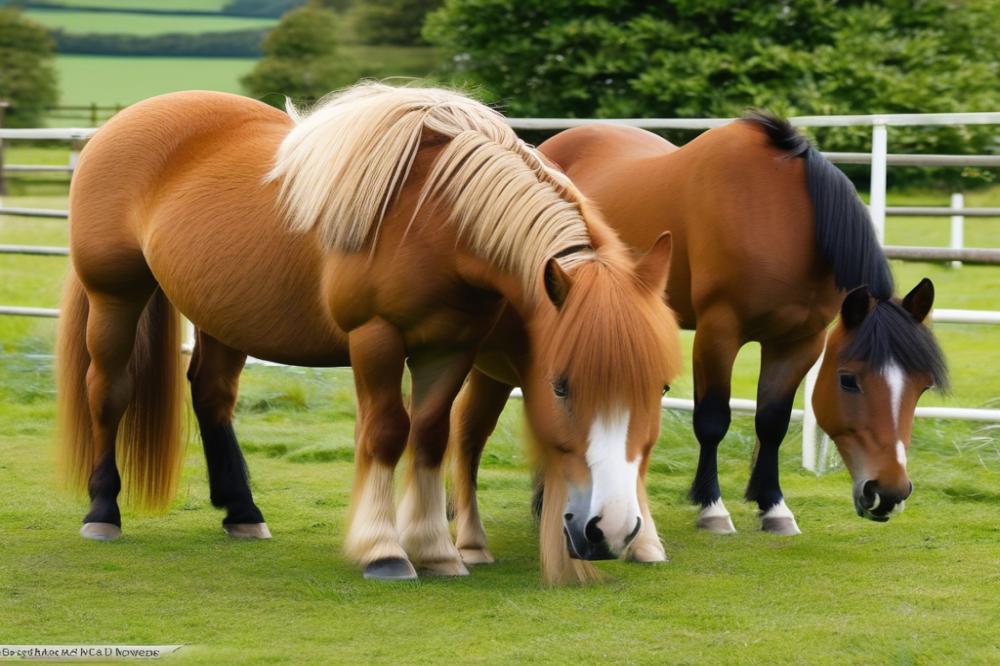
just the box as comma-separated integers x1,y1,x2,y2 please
269,83,592,293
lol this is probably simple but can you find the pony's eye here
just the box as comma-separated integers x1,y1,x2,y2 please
839,372,861,393
662,384,671,395
553,377,569,398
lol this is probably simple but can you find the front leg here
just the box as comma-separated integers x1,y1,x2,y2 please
747,334,825,535
626,478,667,563
345,321,415,581
449,368,513,565
396,347,478,576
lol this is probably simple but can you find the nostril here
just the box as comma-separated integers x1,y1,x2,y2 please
904,481,914,499
563,513,574,523
624,516,642,546
584,516,604,544
861,480,878,509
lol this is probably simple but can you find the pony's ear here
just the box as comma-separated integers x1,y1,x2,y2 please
902,278,935,323
636,231,672,296
841,285,873,329
544,258,573,309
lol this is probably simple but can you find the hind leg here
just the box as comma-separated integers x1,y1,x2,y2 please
747,334,824,535
689,313,741,534
397,347,478,576
80,288,154,540
187,331,268,538
450,369,512,565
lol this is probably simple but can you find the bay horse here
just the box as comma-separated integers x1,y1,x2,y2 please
449,112,947,563
56,84,680,584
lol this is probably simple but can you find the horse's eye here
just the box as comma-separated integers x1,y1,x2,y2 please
839,372,861,393
662,384,671,395
553,377,569,398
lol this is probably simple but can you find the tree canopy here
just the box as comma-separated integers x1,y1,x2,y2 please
0,9,59,128
241,4,358,105
425,0,1000,185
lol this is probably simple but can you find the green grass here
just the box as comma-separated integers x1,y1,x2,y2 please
24,9,276,34
49,49,440,109
53,54,258,106
0,359,997,663
1,163,998,662
30,0,230,9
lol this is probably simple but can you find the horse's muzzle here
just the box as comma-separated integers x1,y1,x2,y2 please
854,479,912,522
563,513,641,560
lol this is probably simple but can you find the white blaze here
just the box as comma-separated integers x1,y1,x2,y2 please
883,362,905,431
586,410,640,549
883,363,909,471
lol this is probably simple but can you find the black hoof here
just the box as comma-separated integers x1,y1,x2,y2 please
363,557,418,581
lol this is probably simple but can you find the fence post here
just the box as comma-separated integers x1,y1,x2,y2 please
0,100,8,198
950,192,965,269
801,353,823,473
869,121,888,244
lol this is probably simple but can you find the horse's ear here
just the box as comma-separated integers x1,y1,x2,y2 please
841,285,873,329
636,231,672,296
902,278,934,323
544,258,573,309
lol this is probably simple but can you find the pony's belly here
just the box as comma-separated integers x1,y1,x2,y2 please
142,213,349,367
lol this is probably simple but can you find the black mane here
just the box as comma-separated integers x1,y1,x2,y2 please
740,110,895,301
841,299,949,390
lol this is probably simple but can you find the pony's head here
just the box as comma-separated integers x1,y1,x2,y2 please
522,232,681,569
812,278,947,521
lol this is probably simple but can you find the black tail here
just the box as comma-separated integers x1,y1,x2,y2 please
742,110,894,300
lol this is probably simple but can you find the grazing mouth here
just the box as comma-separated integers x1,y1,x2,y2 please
854,491,904,522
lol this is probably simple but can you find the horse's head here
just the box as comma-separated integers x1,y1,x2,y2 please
523,233,681,562
813,278,947,521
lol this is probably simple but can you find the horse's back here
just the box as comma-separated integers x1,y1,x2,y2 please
68,91,349,365
69,91,289,261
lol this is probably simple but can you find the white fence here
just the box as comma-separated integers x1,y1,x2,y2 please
2,112,1000,472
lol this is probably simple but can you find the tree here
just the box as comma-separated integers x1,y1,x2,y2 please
241,4,358,105
0,9,59,128
425,0,1000,186
354,0,442,45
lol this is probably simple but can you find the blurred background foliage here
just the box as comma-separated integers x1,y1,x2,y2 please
424,0,1000,188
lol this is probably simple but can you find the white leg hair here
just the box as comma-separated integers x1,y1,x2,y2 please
344,462,407,565
454,484,494,565
626,486,667,563
697,498,737,534
398,463,468,576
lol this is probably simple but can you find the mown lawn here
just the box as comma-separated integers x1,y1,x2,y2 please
23,9,277,35
52,55,259,108
0,156,998,663
36,0,230,10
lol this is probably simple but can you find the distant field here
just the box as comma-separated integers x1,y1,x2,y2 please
54,54,257,107
51,50,440,110
24,9,276,34
28,0,230,9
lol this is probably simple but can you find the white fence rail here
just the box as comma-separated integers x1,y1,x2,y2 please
2,112,999,473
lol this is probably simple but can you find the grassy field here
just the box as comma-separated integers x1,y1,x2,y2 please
53,54,258,107
1,156,998,661
23,9,276,34
26,0,230,9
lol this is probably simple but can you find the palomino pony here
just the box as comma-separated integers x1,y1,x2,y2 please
57,84,680,584
449,112,947,562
